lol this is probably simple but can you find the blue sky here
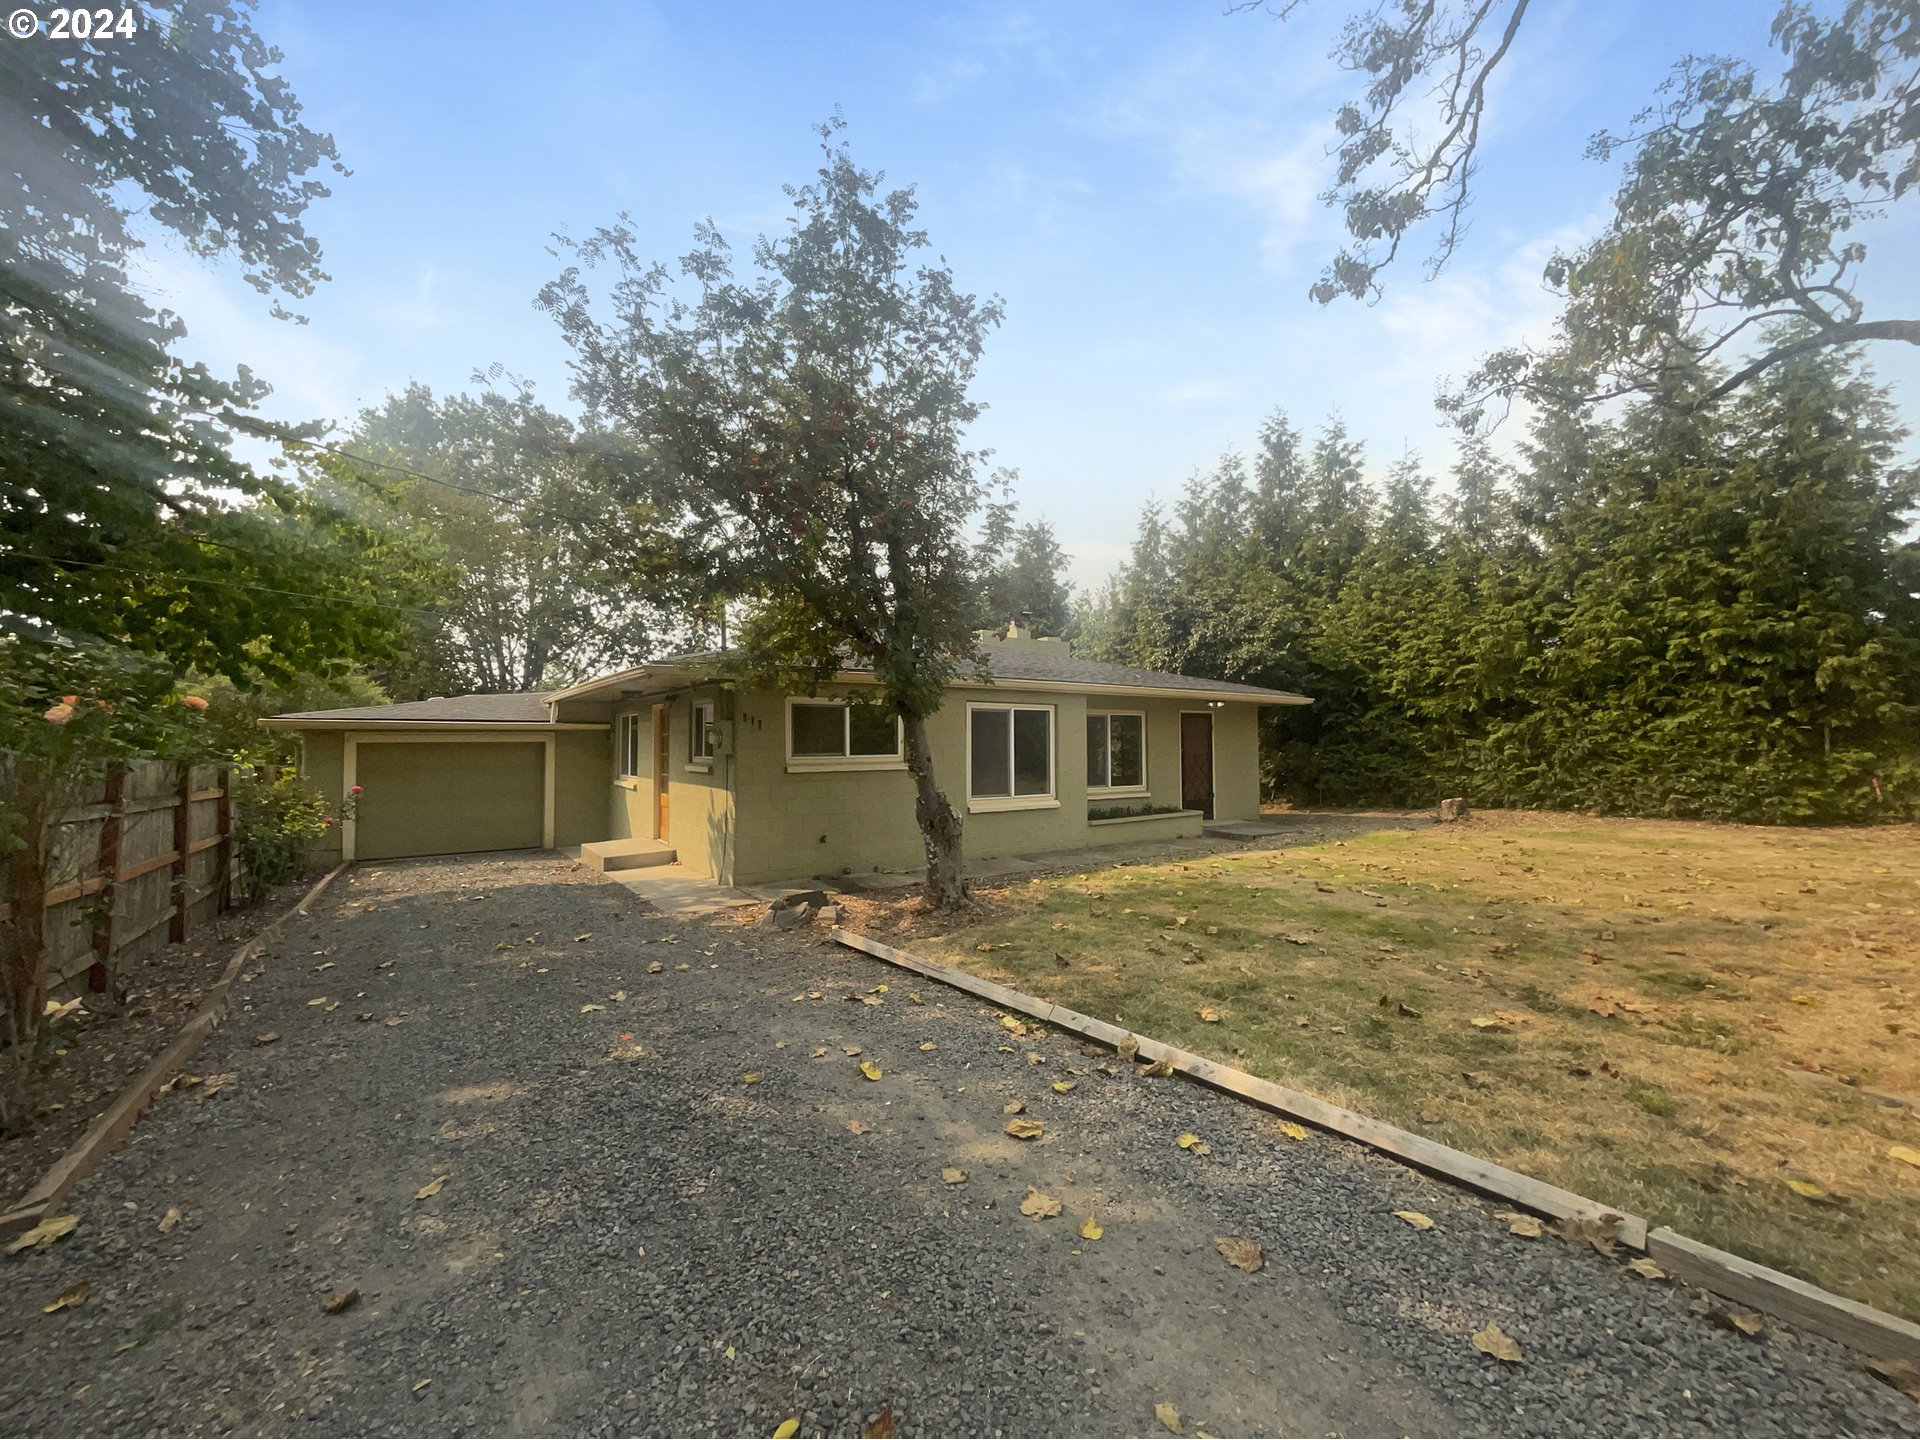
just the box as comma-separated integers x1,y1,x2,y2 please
137,0,1920,593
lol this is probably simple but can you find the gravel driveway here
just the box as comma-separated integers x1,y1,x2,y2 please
0,854,1909,1438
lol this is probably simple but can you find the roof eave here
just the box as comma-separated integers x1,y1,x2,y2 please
259,718,608,732
827,670,1311,705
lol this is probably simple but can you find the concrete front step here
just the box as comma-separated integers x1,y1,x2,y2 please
580,838,677,872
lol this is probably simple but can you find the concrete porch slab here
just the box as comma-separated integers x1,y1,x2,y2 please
581,837,677,872
600,862,761,919
1201,819,1300,838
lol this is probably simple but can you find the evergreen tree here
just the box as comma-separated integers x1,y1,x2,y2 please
1088,349,1918,822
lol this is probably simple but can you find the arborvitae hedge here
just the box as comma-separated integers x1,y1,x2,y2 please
1076,354,1920,824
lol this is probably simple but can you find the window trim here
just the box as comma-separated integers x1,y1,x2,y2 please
1087,709,1149,798
965,702,1059,813
616,711,643,782
687,698,715,771
784,696,907,773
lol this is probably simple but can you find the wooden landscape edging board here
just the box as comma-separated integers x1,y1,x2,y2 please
0,863,349,1237
1646,1228,1920,1365
830,925,1920,1365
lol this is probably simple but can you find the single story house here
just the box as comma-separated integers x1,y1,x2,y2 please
265,629,1311,886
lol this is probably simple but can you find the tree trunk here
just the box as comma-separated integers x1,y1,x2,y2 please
901,710,967,909
1,764,50,1128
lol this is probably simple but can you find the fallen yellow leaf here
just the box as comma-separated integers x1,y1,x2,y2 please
158,1207,181,1233
742,1072,764,1085
1005,1118,1044,1140
1708,1305,1765,1337
1141,1058,1174,1078
1276,1121,1308,1142
772,1421,800,1440
6,1215,77,1254
1212,1235,1263,1272
941,1168,967,1185
1886,1145,1920,1169
845,1120,871,1135
1051,1080,1077,1094
43,1280,88,1313
1393,1210,1435,1230
1080,1214,1103,1241
1155,1401,1183,1434
919,1042,937,1052
1003,1099,1025,1115
1176,1132,1202,1149
1626,1257,1668,1280
1471,1322,1522,1362
1020,1186,1062,1219
414,1174,448,1200
859,1061,883,1082
1785,1178,1826,1199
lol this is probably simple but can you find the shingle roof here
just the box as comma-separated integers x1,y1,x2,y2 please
272,644,1311,726
959,642,1308,702
269,692,556,725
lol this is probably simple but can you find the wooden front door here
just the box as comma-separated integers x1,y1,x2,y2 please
1180,712,1214,819
652,704,670,840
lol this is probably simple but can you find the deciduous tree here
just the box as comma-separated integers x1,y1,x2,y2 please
541,120,1004,906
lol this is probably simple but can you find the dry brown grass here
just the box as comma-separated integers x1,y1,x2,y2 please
847,810,1920,1321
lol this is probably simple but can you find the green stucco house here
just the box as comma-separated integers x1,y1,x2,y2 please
266,632,1310,887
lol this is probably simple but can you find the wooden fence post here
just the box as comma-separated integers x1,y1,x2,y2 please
88,763,125,994
169,763,191,943
216,767,232,914
2,762,49,1054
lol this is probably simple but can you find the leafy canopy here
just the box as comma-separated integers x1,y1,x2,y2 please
1245,0,1920,412
312,381,663,695
1,0,405,690
539,118,1005,719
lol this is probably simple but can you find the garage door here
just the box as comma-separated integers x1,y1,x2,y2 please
353,741,544,860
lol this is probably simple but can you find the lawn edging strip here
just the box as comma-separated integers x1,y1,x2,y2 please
0,863,349,1236
831,924,1920,1366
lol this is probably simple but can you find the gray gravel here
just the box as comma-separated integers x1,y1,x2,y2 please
0,853,1911,1438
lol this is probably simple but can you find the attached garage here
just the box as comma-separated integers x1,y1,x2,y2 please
351,739,546,860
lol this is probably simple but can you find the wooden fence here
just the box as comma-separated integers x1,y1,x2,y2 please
0,761,233,996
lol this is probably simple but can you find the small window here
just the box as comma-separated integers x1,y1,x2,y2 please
790,701,847,757
617,713,642,778
848,702,899,757
690,699,715,764
786,698,904,766
968,704,1054,803
1088,712,1145,790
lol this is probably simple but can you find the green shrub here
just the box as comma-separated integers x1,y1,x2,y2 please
228,764,348,891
